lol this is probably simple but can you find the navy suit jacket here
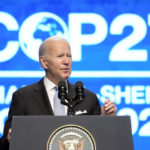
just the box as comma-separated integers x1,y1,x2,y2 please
0,78,101,149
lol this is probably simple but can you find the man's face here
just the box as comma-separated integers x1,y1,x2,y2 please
42,39,72,84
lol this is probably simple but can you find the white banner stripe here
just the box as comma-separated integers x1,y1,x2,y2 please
0,71,150,78
71,71,150,78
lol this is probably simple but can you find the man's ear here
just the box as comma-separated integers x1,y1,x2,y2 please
40,56,48,70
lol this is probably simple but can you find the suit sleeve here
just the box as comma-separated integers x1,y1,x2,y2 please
90,93,101,115
0,91,24,150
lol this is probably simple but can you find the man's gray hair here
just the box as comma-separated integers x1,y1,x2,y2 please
39,36,68,59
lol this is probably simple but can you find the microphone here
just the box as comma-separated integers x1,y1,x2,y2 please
75,81,85,102
58,81,67,104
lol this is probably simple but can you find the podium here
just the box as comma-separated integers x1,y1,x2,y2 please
9,116,134,150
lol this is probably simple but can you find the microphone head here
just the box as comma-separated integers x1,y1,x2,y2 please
58,80,66,90
58,80,67,100
75,81,83,89
75,81,85,102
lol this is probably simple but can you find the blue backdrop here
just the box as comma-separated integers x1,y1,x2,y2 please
0,0,150,149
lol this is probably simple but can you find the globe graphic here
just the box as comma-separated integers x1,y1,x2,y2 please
19,12,69,61
34,17,65,41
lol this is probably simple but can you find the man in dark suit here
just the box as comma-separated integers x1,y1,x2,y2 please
0,36,117,149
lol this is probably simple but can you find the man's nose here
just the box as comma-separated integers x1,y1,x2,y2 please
63,56,69,64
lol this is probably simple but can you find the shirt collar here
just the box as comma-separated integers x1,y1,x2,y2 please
43,76,68,92
44,76,56,91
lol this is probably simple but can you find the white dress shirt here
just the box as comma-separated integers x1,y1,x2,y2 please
43,76,67,115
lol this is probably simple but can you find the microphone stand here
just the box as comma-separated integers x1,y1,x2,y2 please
67,98,74,116
61,96,84,116
58,80,85,116
60,98,75,116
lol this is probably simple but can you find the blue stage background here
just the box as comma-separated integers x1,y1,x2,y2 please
0,0,150,149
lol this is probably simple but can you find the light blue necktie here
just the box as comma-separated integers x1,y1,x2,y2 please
54,86,66,116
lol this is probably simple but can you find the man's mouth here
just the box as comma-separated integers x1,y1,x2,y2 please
61,68,70,71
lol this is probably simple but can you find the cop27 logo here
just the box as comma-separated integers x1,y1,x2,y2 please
0,11,150,62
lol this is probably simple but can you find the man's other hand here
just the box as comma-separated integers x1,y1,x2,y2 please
101,99,117,116
7,128,11,142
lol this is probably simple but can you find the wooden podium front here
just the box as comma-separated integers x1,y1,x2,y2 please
9,116,134,150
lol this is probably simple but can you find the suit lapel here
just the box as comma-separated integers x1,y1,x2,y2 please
33,78,54,115
67,81,75,102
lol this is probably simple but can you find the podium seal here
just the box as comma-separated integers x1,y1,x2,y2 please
47,124,96,150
